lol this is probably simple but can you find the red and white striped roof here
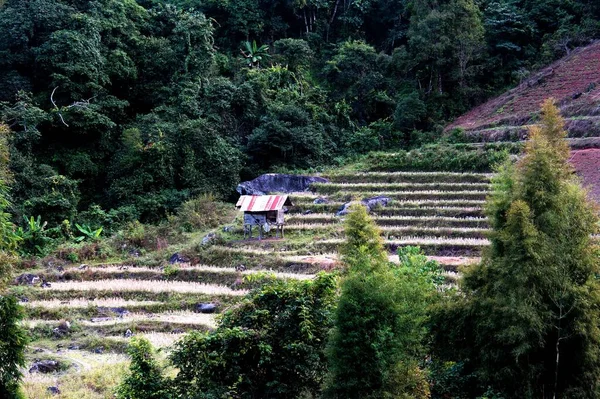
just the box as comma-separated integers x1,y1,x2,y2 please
236,195,292,212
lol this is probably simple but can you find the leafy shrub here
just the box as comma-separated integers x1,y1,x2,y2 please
169,194,235,233
15,215,51,256
171,273,337,398
74,223,103,242
0,295,28,399
77,205,139,235
0,252,15,289
116,337,170,399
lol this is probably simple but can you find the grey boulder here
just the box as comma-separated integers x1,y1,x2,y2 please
29,360,61,374
237,174,328,195
336,196,391,216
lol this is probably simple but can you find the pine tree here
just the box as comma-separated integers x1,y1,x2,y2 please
437,99,600,398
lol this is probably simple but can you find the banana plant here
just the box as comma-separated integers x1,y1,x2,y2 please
75,223,103,242
15,215,50,256
240,40,269,68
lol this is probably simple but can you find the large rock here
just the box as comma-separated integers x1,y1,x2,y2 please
237,174,328,195
336,196,392,216
196,303,217,314
29,360,61,374
14,273,40,285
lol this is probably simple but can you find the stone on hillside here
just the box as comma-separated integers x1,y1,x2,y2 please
196,303,217,314
313,196,329,204
29,360,61,374
336,196,392,216
47,386,61,395
90,317,113,323
336,201,362,216
169,253,188,264
201,232,220,246
363,195,391,210
98,306,129,316
15,273,39,285
237,173,328,195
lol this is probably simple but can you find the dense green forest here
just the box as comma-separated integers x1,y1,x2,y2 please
1,0,599,226
2,1,600,397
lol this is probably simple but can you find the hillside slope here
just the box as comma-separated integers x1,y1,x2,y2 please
448,41,600,142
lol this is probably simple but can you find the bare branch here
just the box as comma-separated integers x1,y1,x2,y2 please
50,86,69,127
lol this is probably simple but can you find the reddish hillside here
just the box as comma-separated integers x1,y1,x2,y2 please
571,148,600,202
448,41,600,142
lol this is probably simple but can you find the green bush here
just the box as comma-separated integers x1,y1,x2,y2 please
325,206,437,399
15,215,52,256
171,273,337,398
169,194,235,233
0,295,28,399
116,337,171,399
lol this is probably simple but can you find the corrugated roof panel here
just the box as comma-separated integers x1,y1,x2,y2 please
236,195,292,212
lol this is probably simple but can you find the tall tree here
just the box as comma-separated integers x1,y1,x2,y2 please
432,99,600,398
324,204,434,398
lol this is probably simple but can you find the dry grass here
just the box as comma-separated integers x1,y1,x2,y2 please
105,332,185,348
22,352,128,399
290,213,487,221
47,279,248,296
82,311,216,327
23,298,161,309
65,264,314,281
285,223,489,234
327,171,493,178
321,237,490,246
24,311,217,328
314,182,491,189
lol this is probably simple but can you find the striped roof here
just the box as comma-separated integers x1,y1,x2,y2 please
236,195,292,212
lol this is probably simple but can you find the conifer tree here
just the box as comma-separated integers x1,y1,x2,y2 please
435,99,600,398
324,204,431,399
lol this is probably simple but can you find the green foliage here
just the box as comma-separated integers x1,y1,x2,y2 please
0,295,28,399
1,0,594,220
364,143,518,172
432,99,600,398
116,337,171,399
273,38,313,72
325,207,434,399
397,245,445,286
171,273,337,398
169,194,235,233
340,203,387,266
15,215,50,256
74,223,103,242
241,40,270,68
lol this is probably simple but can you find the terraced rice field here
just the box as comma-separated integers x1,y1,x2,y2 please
15,169,491,397
287,171,491,262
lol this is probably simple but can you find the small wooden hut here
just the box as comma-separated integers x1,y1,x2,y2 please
236,195,293,239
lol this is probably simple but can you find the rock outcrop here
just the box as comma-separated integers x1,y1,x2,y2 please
237,174,328,195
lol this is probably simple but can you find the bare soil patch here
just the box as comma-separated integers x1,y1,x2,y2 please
571,148,600,202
